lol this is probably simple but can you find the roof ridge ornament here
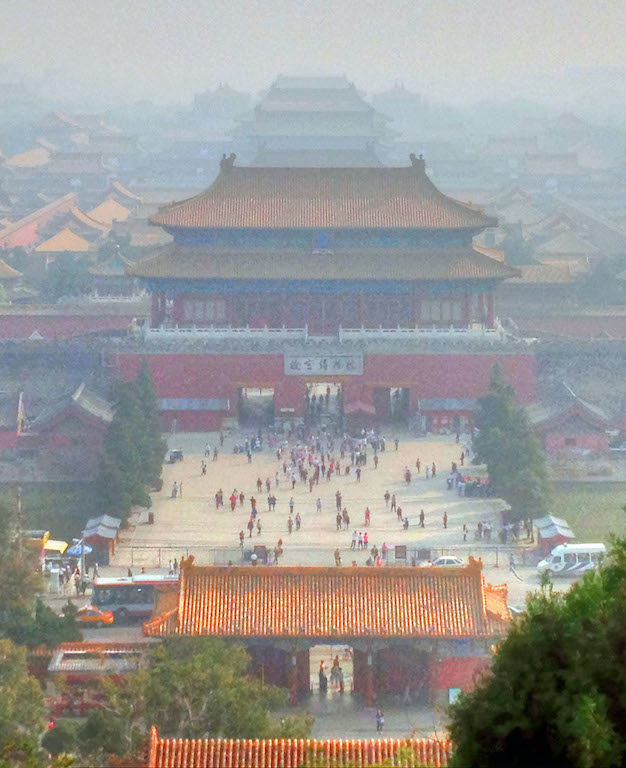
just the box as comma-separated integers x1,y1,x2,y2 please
219,152,236,172
409,152,426,173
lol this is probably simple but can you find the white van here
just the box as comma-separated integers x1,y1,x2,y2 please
537,543,606,578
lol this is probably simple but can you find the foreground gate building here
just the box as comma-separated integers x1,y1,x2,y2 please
117,155,536,430
145,561,510,707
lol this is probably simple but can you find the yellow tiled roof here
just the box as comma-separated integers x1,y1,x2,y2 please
35,228,92,253
87,198,131,226
0,258,22,279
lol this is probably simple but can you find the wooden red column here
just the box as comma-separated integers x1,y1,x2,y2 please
462,294,471,328
365,647,375,707
412,289,420,326
486,292,495,328
478,293,486,326
151,292,159,328
289,650,298,705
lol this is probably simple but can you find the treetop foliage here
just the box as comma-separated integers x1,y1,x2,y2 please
449,537,626,768
474,363,550,522
94,362,165,519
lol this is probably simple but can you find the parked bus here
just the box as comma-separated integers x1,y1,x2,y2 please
537,543,606,578
92,573,179,622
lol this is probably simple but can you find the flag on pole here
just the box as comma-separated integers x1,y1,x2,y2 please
16,392,26,435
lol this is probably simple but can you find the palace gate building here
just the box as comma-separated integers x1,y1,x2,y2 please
118,154,536,430
144,561,510,708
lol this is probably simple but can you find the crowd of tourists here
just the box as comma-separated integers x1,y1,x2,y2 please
164,424,506,566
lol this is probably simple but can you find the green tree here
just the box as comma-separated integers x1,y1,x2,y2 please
41,720,79,757
0,639,46,766
449,538,626,768
81,638,313,762
502,224,534,266
0,499,42,615
94,380,151,519
8,246,28,274
0,499,81,647
135,359,167,487
45,252,92,301
474,364,550,523
4,600,81,649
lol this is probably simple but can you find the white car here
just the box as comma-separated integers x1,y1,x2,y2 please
429,556,465,567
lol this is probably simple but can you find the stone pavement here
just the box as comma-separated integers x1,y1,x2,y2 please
113,430,516,570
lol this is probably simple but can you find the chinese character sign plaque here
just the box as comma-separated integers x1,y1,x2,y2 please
284,355,364,376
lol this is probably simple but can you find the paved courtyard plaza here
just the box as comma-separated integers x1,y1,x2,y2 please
113,431,527,579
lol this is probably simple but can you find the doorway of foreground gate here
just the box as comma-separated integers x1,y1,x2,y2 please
238,387,275,426
310,643,354,698
305,382,343,430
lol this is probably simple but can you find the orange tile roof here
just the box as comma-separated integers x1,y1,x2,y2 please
130,244,519,281
0,193,76,240
4,147,50,168
69,206,110,232
151,162,496,231
147,729,451,767
35,227,92,252
0,258,22,279
111,180,143,202
144,563,508,639
87,198,132,226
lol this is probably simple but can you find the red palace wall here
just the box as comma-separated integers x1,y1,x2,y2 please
430,656,492,693
544,432,608,456
117,351,537,431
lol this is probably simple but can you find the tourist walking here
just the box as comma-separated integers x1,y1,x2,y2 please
376,708,384,733
443,511,448,529
419,508,425,528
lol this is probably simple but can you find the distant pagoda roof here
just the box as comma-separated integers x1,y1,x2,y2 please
252,146,382,168
257,75,374,113
151,156,497,231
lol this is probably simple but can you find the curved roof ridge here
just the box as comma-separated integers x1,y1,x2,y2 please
150,161,497,231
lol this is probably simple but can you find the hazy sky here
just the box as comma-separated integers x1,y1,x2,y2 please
3,0,626,106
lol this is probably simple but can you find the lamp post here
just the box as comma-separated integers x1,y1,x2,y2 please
72,537,86,586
